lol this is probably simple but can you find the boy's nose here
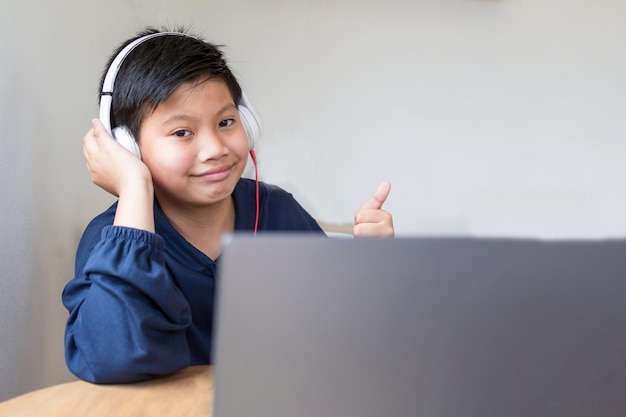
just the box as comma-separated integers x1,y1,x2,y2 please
196,130,227,161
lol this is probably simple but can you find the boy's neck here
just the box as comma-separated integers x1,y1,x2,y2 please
158,195,236,260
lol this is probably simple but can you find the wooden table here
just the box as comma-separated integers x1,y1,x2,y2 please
0,366,212,417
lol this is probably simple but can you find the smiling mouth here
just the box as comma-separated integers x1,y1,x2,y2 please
193,166,232,181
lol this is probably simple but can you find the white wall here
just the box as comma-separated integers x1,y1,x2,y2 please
1,0,625,401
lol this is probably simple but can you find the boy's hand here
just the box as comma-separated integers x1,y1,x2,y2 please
353,181,394,237
83,119,152,197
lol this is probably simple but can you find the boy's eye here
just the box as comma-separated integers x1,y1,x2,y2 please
173,129,192,138
219,119,235,128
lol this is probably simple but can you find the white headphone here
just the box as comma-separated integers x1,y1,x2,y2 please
99,32,261,158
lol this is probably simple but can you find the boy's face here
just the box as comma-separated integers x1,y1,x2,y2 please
138,78,249,210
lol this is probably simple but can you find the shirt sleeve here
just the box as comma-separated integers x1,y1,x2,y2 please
62,225,193,383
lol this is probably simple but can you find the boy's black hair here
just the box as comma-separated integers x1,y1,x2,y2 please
99,26,243,141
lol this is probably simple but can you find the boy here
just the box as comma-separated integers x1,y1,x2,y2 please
63,27,394,383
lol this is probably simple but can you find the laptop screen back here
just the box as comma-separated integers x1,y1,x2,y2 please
213,236,626,417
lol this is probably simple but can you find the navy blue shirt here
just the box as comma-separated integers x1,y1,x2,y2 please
63,179,324,383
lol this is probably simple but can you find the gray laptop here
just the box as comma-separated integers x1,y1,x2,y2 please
213,236,626,417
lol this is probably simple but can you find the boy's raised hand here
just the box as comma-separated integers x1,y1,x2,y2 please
353,181,394,237
83,118,152,198
83,118,155,232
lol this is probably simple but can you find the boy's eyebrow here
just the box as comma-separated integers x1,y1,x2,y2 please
216,103,238,114
162,114,196,125
161,103,238,125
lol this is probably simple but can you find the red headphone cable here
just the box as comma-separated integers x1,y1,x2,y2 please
250,150,259,236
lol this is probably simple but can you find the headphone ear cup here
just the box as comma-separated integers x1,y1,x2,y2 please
112,126,142,159
238,105,260,150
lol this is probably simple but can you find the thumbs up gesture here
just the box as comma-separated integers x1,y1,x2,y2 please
353,182,394,237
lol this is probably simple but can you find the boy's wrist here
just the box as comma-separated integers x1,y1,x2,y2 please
114,179,155,232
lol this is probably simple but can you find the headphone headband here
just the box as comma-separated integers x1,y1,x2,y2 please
99,32,192,134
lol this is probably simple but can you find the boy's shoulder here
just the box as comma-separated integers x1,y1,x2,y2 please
78,202,118,243
233,178,322,232
234,178,293,200
86,201,117,230
74,202,118,268
84,201,118,231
